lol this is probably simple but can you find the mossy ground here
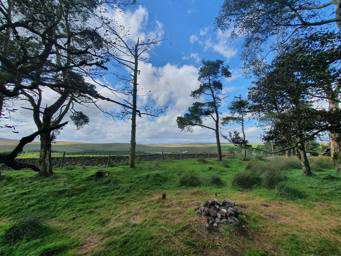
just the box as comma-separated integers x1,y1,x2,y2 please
0,158,340,255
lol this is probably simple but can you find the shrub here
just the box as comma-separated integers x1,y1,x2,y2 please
245,160,268,173
261,169,286,189
232,171,261,189
269,157,301,171
64,166,74,171
209,175,225,187
145,173,168,186
221,160,230,168
276,183,306,199
197,158,208,164
310,157,334,171
3,218,50,244
179,173,202,187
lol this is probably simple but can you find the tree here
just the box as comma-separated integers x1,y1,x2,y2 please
223,97,250,160
98,12,161,168
249,50,335,175
0,0,138,174
286,32,341,168
177,60,231,161
22,74,93,176
217,0,340,70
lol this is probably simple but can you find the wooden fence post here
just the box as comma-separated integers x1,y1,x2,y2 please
61,152,66,168
106,154,110,168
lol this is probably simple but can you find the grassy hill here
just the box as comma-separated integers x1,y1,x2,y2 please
0,158,340,255
0,138,235,156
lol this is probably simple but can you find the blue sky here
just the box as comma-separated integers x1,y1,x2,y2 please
0,0,262,144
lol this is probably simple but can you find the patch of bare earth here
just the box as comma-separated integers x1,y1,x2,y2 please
78,235,103,255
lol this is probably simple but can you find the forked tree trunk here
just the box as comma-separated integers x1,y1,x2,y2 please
39,132,53,177
298,143,312,176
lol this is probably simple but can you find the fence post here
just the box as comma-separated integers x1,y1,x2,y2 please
162,151,165,160
61,152,66,168
106,154,110,168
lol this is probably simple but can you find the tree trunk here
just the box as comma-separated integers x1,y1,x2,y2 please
241,116,247,161
39,132,53,177
298,143,312,176
215,127,223,161
0,91,3,118
129,50,139,168
327,90,340,166
335,133,341,173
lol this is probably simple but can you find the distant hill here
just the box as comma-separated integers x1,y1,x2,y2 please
0,138,231,155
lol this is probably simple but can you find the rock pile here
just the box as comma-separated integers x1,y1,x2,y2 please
196,199,241,229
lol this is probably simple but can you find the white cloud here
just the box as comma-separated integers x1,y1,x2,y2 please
189,34,199,44
1,63,215,144
189,27,237,58
182,53,201,64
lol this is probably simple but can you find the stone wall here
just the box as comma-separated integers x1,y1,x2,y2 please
0,153,232,170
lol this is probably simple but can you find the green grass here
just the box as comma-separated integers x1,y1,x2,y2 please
0,158,340,255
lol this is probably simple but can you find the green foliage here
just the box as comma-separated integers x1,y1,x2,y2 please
269,157,301,171
276,183,306,200
244,249,269,256
179,173,203,187
245,160,268,172
197,158,208,164
3,218,50,244
261,169,286,189
209,175,225,186
232,170,261,189
310,157,334,171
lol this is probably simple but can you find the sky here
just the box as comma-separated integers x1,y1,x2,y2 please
0,0,263,144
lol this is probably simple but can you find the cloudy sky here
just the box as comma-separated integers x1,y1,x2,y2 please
0,0,263,144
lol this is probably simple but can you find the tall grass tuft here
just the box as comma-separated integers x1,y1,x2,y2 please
179,173,203,187
232,170,261,189
310,157,334,171
4,218,50,244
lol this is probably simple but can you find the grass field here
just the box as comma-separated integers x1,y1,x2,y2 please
0,158,340,255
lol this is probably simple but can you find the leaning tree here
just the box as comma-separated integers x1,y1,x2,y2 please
177,60,231,161
0,0,137,175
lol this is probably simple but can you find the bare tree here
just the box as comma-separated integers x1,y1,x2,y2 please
98,12,161,167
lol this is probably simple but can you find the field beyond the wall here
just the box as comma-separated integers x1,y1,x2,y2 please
0,158,340,256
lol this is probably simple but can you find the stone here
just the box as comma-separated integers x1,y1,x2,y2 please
227,216,240,225
196,198,242,229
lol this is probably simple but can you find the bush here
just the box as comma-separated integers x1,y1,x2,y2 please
221,160,230,168
3,218,50,244
64,166,74,171
269,157,301,171
197,158,208,164
209,175,225,187
245,160,268,173
261,169,286,189
232,171,261,189
310,157,334,171
179,173,202,187
276,183,306,199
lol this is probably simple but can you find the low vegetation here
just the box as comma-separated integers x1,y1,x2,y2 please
0,158,340,255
